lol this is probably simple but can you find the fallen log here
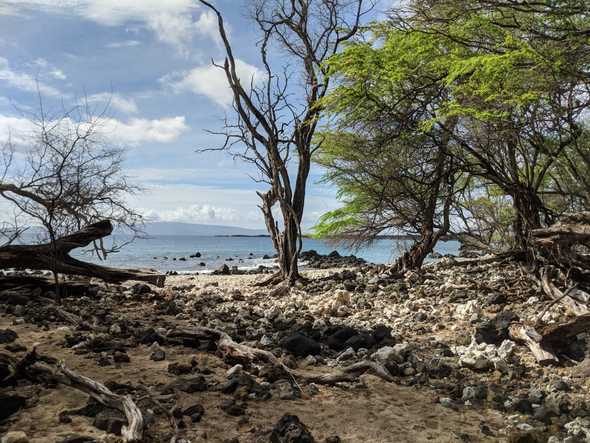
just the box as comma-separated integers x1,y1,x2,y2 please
0,220,165,287
508,323,558,365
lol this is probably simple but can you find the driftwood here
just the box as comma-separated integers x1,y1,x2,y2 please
0,220,165,287
2,353,144,442
168,327,394,385
45,364,144,442
2,349,144,442
425,251,524,270
508,323,559,365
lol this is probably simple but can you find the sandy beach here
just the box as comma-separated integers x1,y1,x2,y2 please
2,260,589,442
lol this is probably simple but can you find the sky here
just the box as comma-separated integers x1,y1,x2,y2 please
0,0,391,230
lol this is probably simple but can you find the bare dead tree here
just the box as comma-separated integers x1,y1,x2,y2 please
0,97,145,292
197,0,372,285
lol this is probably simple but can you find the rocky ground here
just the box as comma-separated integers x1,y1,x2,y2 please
1,256,590,442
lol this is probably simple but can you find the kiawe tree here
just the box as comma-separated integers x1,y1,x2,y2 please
197,0,371,285
316,0,590,265
401,0,590,249
313,26,462,271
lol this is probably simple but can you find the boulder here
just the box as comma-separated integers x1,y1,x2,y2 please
270,414,316,443
0,395,26,422
475,311,519,345
326,327,357,351
0,329,17,344
280,334,321,357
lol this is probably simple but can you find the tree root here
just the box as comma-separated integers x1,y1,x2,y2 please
295,360,395,384
254,271,284,287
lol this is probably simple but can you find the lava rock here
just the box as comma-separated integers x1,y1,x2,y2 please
0,329,18,344
168,361,195,375
183,403,205,422
93,409,126,435
113,351,130,363
131,283,152,295
280,334,321,357
326,327,358,351
270,414,316,443
344,333,376,351
0,395,26,421
462,385,487,402
149,343,166,361
475,311,519,345
159,376,208,394
220,398,246,416
214,264,231,275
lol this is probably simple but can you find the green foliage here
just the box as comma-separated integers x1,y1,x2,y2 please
314,0,590,250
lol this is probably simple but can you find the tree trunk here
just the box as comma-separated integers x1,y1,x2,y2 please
257,161,308,286
0,220,165,287
512,187,543,250
390,228,442,274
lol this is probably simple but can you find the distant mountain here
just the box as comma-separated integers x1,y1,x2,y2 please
142,222,267,237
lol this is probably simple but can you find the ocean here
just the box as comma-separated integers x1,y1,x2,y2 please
72,235,460,273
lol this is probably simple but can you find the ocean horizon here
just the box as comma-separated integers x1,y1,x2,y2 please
72,235,461,273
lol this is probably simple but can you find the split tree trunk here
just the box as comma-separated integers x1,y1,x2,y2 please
389,148,452,274
511,187,544,251
258,163,308,286
390,229,442,274
0,220,165,287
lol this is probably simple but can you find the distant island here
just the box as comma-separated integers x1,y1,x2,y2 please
142,222,267,237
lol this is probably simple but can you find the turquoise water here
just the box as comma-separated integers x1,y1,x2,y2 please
72,235,460,272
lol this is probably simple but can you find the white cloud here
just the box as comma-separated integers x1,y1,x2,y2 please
98,116,189,144
105,39,141,49
0,57,61,97
0,113,189,147
145,204,240,224
87,92,139,114
50,69,67,80
2,1,218,54
0,115,36,146
132,184,265,228
194,10,220,45
167,59,264,108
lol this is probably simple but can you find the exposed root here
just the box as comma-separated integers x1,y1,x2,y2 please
294,361,395,385
254,271,284,287
255,271,310,288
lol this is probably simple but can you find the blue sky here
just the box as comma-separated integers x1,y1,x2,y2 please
0,0,390,230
